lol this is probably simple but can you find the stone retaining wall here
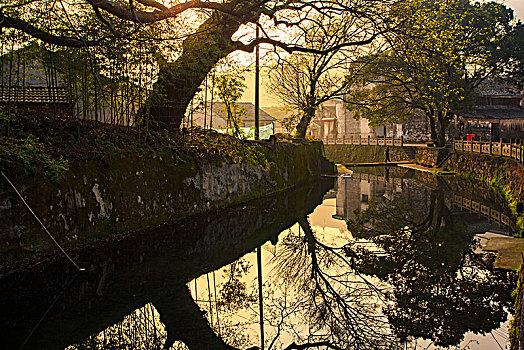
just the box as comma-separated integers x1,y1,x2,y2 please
415,147,441,167
0,142,334,256
324,144,409,164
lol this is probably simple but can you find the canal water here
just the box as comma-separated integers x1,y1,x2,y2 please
0,167,516,349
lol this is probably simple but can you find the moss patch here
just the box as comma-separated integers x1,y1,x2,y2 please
324,144,408,164
510,261,524,350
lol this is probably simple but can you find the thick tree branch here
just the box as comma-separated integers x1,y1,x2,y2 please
135,0,168,11
233,34,377,54
85,0,239,23
284,341,343,350
93,6,125,37
0,12,100,47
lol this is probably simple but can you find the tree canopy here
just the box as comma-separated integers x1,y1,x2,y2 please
1,0,392,128
266,11,375,138
345,0,524,145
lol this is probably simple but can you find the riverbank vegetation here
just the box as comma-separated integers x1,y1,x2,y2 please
345,0,524,146
510,262,524,350
0,111,274,180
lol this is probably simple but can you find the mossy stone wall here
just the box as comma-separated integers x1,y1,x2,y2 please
324,144,408,164
325,143,523,234
0,142,334,257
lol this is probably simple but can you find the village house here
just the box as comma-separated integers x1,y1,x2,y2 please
310,98,406,141
311,80,524,143
260,106,294,134
189,102,276,130
0,47,73,116
459,82,524,141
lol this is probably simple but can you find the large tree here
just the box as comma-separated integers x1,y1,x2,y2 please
1,0,389,129
345,0,524,146
266,12,378,138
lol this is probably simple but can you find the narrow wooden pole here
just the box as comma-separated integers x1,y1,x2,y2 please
255,24,260,140
257,247,264,349
204,75,208,130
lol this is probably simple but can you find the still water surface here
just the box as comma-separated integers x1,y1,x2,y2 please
0,168,516,349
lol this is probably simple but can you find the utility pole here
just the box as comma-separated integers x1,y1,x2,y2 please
256,23,264,348
255,24,260,140
210,71,215,129
257,246,264,350
204,75,208,130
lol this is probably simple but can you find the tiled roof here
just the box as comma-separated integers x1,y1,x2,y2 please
477,80,524,97
261,106,294,121
0,85,70,103
463,106,524,119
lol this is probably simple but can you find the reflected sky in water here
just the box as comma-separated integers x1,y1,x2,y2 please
187,170,514,350
0,171,516,350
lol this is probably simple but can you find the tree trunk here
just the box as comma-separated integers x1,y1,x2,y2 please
145,10,251,128
155,284,237,350
295,108,316,139
429,116,437,143
436,110,450,147
295,93,317,139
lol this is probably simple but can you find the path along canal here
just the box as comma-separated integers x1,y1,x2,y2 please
0,167,517,350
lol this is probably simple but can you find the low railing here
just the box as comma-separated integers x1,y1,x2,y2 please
453,194,511,230
453,139,524,164
325,135,403,147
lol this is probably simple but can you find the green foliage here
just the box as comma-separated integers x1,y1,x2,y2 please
346,0,522,145
510,261,524,350
0,134,69,180
213,64,247,138
502,22,524,89
481,170,524,236
194,128,269,171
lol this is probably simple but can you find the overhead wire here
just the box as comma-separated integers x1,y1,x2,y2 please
1,171,85,271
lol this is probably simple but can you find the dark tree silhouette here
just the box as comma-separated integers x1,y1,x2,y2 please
347,182,515,346
2,0,388,128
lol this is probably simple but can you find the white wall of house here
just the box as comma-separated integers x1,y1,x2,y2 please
330,99,403,138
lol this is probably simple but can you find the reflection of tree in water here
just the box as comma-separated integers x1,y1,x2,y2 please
215,258,258,349
347,184,515,347
66,303,185,350
65,181,514,350
218,259,257,312
270,218,400,350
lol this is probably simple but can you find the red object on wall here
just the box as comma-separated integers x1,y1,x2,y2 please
466,134,476,141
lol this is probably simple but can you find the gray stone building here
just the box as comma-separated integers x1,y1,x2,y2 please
311,98,405,141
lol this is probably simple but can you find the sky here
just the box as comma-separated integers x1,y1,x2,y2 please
507,0,524,20
240,0,524,108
